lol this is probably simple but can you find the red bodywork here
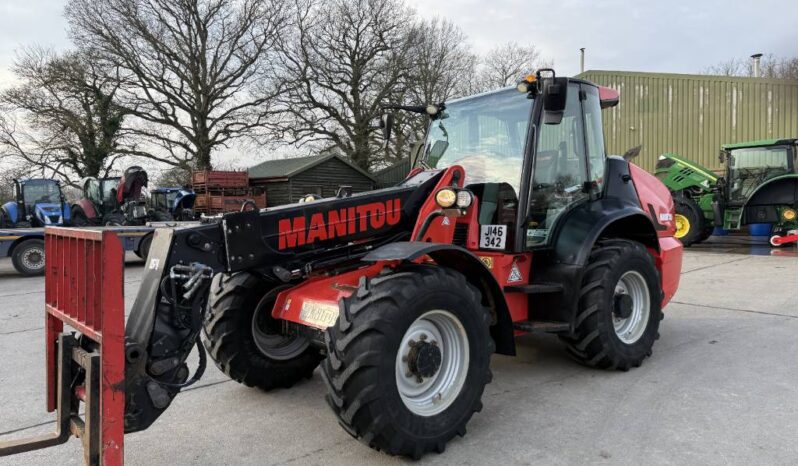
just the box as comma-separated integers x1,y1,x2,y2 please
276,164,683,333
628,163,683,306
75,198,98,220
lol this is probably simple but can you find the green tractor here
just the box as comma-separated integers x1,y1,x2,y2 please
656,138,798,247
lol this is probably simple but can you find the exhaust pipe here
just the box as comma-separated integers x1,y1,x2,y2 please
751,53,763,78
580,48,586,74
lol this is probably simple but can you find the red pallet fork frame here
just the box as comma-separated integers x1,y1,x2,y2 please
0,228,125,465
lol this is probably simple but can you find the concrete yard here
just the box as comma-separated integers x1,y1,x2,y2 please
1,242,797,465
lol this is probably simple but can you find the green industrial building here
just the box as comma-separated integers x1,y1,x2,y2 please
579,70,798,172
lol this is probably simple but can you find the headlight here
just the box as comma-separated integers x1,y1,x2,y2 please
435,189,457,208
456,190,473,208
783,208,797,221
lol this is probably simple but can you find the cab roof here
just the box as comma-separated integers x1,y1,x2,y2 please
722,138,798,150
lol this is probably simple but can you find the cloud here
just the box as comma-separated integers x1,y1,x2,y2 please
0,0,70,87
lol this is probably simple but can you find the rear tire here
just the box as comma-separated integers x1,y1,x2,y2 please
203,272,323,390
135,233,153,260
673,195,704,246
12,239,46,276
70,207,89,226
322,266,493,459
564,239,662,371
104,212,126,226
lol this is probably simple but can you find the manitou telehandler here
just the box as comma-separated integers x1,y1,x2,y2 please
0,70,683,464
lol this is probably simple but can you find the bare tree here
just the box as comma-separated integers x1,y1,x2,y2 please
0,48,133,185
274,0,416,171
703,54,798,79
388,18,477,162
477,42,547,91
66,0,292,170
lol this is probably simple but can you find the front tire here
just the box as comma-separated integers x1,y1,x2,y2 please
673,195,704,246
322,266,493,459
202,273,322,390
12,239,46,276
565,239,662,371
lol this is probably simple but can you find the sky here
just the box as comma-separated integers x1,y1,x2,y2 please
1,0,796,85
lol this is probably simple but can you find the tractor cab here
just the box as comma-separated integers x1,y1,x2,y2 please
718,139,798,236
72,166,150,225
0,178,69,228
150,187,196,221
417,71,615,250
722,140,797,205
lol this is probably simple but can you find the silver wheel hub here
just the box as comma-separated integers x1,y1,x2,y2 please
22,247,44,271
395,310,469,417
613,271,651,344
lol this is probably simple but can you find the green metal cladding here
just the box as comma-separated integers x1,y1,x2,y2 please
579,70,798,172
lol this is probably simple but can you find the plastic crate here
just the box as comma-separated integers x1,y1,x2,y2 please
192,170,249,189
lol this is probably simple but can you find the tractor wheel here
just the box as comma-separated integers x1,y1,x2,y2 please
697,225,714,243
135,233,153,260
203,272,323,390
322,265,493,459
12,239,46,276
564,239,662,371
673,195,704,246
104,212,126,226
150,210,173,222
70,207,90,226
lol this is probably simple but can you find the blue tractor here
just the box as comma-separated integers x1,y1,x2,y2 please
149,187,197,221
0,178,70,228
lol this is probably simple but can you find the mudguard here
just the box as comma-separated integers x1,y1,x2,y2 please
741,174,798,225
363,241,516,356
2,202,18,225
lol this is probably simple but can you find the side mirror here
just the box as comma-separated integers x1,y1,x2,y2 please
409,141,423,167
380,113,394,143
541,77,569,125
718,150,727,164
427,140,449,167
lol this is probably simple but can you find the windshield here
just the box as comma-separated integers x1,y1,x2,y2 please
729,145,791,201
22,180,61,209
423,88,533,192
101,178,121,204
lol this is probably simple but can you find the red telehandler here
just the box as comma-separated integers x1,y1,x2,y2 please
0,70,682,464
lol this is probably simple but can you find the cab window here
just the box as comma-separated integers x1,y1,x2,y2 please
583,85,606,191
526,83,588,247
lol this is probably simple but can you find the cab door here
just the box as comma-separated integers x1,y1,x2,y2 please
524,82,590,247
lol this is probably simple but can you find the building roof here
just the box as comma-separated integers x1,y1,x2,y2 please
248,154,376,181
579,69,798,85
722,139,798,150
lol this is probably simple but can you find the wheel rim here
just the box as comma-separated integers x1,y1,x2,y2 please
251,288,310,361
612,271,651,344
674,214,690,239
395,310,469,417
22,247,44,271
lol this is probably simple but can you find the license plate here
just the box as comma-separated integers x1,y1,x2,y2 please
299,301,339,328
480,225,507,250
